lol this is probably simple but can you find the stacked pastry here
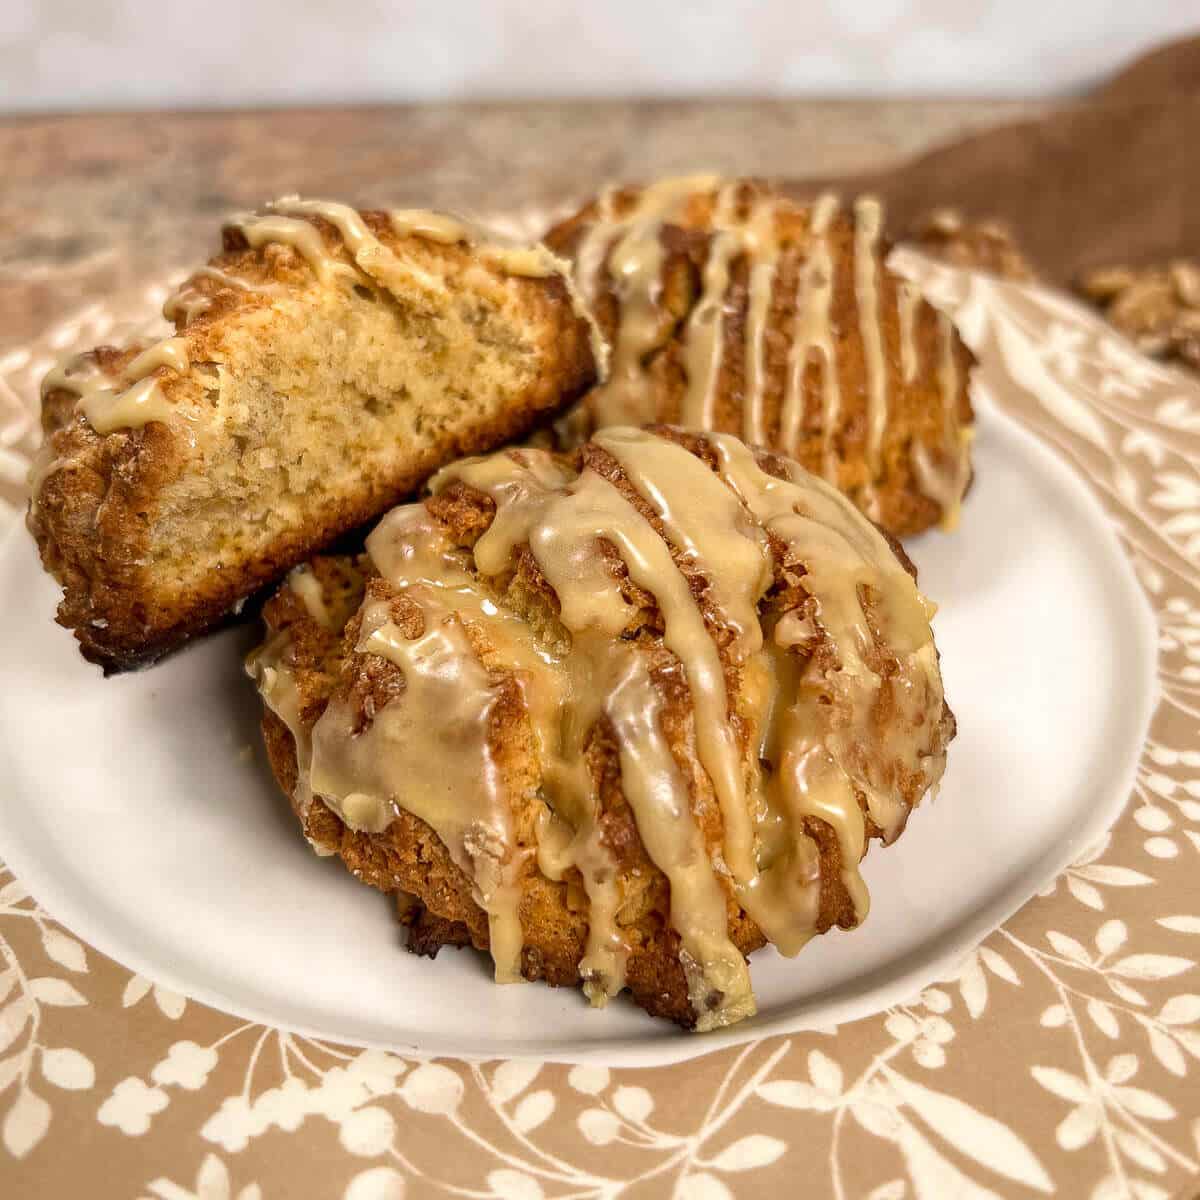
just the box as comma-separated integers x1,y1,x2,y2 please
545,177,976,537
29,199,598,669
28,180,969,1030
253,427,954,1028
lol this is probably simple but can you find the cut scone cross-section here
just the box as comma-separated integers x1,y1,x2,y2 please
28,198,599,671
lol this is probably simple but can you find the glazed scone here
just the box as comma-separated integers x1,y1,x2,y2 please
250,427,955,1030
28,199,598,671
544,177,976,537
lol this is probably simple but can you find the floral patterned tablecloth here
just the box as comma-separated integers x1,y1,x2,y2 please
0,253,1198,1200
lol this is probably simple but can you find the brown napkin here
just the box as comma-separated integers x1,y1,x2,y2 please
791,36,1200,285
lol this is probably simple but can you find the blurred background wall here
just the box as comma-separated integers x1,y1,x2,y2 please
2,0,1197,112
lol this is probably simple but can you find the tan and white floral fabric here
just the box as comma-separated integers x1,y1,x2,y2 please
1,257,1198,1199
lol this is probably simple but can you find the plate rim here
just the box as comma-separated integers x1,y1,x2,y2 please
0,396,1161,1067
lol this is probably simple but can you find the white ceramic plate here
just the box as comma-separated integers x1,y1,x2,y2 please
0,393,1158,1066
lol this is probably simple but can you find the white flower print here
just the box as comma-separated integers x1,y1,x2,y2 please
0,243,1198,1197
152,1041,220,1091
142,1152,262,1200
0,869,97,1157
124,974,188,1021
343,1167,406,1200
99,1077,170,1136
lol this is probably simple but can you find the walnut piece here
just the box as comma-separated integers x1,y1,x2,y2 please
907,208,1035,281
1077,260,1200,370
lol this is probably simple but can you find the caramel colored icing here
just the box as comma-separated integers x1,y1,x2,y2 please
35,195,602,510
28,336,192,504
245,630,332,857
286,565,337,630
576,174,720,427
784,192,840,482
911,313,974,532
37,337,188,437
563,177,973,525
853,196,888,518
163,266,280,327
218,198,604,373
254,428,949,1029
228,197,601,355
897,280,922,384
229,199,444,294
314,596,528,981
679,185,741,430
391,207,573,282
223,198,584,292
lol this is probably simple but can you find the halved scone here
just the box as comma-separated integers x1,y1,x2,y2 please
29,199,598,670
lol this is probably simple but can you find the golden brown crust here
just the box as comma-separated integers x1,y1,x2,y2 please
544,181,976,537
31,348,184,671
254,430,954,1027
29,208,597,672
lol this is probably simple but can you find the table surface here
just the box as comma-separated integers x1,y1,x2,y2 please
6,100,1200,1200
0,99,1044,353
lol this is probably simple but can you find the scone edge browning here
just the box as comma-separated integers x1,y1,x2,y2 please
252,427,955,1030
29,202,598,671
544,177,976,537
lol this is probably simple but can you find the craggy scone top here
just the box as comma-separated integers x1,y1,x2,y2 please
546,177,977,537
251,426,955,1031
28,198,599,668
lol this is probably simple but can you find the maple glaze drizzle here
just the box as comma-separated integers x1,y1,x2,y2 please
33,195,602,511
897,280,922,384
567,178,973,525
29,335,193,511
911,313,973,531
163,266,275,327
245,630,333,857
680,183,742,429
314,594,528,982
783,192,840,483
168,201,580,331
853,196,889,517
30,332,192,503
230,198,605,373
287,564,337,630
577,175,721,426
740,195,785,447
255,428,949,1029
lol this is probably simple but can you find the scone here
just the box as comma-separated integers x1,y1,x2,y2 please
250,426,955,1030
544,176,976,537
28,198,599,671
